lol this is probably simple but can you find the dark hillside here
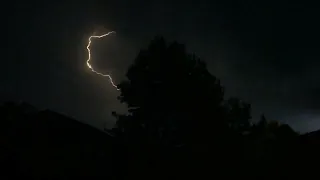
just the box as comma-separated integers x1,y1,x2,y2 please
0,104,122,179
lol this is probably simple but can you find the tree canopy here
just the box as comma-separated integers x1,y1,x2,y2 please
112,37,253,148
110,36,299,179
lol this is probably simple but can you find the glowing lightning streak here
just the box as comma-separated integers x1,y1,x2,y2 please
86,31,119,90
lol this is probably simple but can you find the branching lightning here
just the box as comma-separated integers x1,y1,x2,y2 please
86,31,119,90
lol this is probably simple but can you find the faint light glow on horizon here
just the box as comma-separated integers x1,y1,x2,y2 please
86,31,120,90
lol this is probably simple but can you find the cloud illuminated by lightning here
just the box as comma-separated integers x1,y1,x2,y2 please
86,31,119,90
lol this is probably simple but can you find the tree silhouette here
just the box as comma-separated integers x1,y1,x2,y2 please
111,36,254,179
225,97,252,133
114,37,228,144
252,114,298,141
245,114,299,178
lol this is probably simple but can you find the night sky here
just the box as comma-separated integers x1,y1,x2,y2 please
3,0,320,133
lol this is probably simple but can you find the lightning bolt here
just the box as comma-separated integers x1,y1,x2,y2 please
86,31,119,90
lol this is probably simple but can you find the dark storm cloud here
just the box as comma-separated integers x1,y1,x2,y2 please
222,2,320,132
3,0,320,132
